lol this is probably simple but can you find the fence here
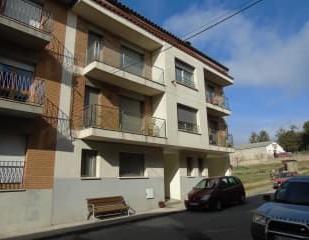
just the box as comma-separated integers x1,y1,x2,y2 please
0,161,24,190
83,104,167,138
0,65,45,105
209,129,233,147
87,44,165,85
0,0,53,33
206,93,230,110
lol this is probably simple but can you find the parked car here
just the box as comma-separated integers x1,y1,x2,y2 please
272,171,298,189
251,176,309,240
184,176,246,211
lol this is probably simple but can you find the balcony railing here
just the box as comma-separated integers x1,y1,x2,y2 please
0,65,45,105
0,161,24,190
209,129,233,147
178,121,199,134
0,0,53,33
83,104,167,138
206,92,230,110
86,45,165,85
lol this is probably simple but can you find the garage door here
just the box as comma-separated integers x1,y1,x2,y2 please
0,135,26,184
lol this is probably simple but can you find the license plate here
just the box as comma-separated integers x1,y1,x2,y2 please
274,236,296,240
189,202,199,206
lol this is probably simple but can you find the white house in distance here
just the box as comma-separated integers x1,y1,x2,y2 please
230,141,286,166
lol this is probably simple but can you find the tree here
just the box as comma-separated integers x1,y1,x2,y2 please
276,126,302,152
258,130,270,142
302,121,309,151
303,121,309,134
249,132,259,143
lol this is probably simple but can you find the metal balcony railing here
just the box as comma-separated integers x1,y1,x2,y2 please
209,129,233,147
0,161,24,190
178,121,199,134
83,104,167,138
0,64,45,105
0,0,53,33
206,92,230,110
86,45,165,85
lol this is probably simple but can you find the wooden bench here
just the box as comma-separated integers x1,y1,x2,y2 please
87,196,130,220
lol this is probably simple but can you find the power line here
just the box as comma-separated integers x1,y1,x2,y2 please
110,0,264,75
184,0,264,41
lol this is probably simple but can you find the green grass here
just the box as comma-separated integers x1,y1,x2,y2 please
233,160,309,192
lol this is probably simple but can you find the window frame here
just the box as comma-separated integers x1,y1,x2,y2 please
80,149,98,179
186,157,194,177
87,31,103,64
177,104,199,133
121,45,145,77
119,152,145,178
175,59,195,89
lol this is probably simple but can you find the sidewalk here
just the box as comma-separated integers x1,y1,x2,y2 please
2,189,269,240
2,204,186,240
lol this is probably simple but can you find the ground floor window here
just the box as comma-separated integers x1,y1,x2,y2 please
198,158,204,176
119,152,145,177
186,157,194,177
81,149,98,178
0,134,26,189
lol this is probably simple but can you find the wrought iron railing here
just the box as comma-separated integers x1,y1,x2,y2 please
0,66,45,105
209,129,233,147
178,121,199,134
0,0,53,33
0,161,24,190
83,104,167,138
206,92,230,110
86,45,165,85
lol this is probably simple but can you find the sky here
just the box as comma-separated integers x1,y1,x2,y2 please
121,0,309,145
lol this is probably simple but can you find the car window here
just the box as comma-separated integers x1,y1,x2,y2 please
276,181,309,205
195,178,218,189
228,177,238,186
219,178,229,189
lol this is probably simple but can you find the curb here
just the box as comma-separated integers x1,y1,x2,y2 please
3,209,186,240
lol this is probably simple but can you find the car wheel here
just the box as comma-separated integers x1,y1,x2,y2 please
239,194,246,204
214,200,222,211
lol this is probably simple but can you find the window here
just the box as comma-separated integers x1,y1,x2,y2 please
121,46,144,76
228,177,237,186
198,158,204,176
87,31,103,64
186,157,193,177
177,104,198,133
219,178,229,189
175,59,195,88
3,0,43,28
120,96,143,134
0,63,34,103
81,150,98,178
119,152,145,177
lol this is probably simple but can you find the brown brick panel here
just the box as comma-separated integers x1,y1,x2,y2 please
23,0,68,190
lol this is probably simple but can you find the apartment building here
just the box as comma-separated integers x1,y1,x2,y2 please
0,0,234,233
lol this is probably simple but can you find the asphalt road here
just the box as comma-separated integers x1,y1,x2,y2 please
47,195,264,240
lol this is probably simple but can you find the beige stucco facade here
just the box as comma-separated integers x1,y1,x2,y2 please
0,0,235,234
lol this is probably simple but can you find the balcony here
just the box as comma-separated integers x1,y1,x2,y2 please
208,129,234,151
77,104,167,146
73,0,162,51
178,121,199,134
0,161,24,191
0,0,53,49
206,93,231,116
83,48,165,96
0,64,45,116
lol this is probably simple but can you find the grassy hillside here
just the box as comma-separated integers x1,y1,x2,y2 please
233,160,309,191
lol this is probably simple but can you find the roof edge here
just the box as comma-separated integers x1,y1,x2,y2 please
92,0,231,76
